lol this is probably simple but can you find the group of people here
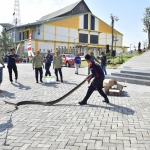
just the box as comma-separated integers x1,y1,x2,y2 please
0,48,109,105
32,50,63,83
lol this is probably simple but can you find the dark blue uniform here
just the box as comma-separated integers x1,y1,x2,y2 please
81,60,108,104
7,54,18,82
45,54,53,76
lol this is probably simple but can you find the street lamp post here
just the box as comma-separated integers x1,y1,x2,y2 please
130,43,135,51
73,38,78,55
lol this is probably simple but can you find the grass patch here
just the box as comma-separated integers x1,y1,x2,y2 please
81,60,88,67
81,52,141,69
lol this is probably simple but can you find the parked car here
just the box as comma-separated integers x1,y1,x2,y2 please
61,53,75,67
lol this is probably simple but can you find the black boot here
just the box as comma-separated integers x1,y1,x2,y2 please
56,77,59,81
102,97,110,103
61,77,63,83
78,101,87,105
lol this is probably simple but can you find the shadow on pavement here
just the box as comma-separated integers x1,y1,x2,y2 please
41,83,59,88
89,103,135,115
55,103,135,115
0,118,13,133
0,109,16,133
63,81,78,86
0,91,15,99
12,82,31,90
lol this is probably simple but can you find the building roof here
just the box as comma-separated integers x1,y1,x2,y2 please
5,22,42,31
39,0,91,21
0,23,14,28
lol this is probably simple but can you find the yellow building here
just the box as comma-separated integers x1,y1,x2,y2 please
2,0,124,57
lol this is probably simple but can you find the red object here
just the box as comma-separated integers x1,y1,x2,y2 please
28,33,32,51
16,58,20,63
61,53,80,67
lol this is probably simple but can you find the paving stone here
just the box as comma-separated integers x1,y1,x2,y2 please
0,64,150,150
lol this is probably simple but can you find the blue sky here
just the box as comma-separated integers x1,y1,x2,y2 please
85,0,149,49
0,0,149,49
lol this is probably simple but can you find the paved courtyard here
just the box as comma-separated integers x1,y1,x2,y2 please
0,63,150,150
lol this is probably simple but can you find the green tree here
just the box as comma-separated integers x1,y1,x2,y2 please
142,7,150,48
0,31,14,55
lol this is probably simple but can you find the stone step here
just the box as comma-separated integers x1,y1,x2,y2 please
105,75,150,86
120,70,150,76
118,66,150,69
111,72,150,80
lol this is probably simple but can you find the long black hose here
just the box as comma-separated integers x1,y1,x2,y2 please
4,76,88,108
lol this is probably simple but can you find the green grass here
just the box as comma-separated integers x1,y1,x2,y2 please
81,60,88,67
81,52,141,69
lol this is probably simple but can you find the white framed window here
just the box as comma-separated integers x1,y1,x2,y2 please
38,26,40,35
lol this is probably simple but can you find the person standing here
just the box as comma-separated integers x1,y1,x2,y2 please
0,55,5,68
74,53,81,75
100,52,107,75
0,56,5,88
32,50,44,83
88,52,100,75
53,50,63,82
78,54,109,105
45,50,53,76
7,48,18,83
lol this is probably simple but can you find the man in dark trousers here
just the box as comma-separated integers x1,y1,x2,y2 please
53,50,63,82
7,48,18,83
45,50,53,76
79,54,109,105
100,52,107,75
32,50,44,83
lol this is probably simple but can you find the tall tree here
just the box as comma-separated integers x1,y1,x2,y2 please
142,7,150,48
0,31,14,55
110,14,119,57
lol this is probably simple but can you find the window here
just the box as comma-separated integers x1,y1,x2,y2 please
79,33,88,43
32,48,34,52
38,26,40,35
27,31,29,38
84,14,88,29
19,32,21,40
91,15,95,30
90,35,98,44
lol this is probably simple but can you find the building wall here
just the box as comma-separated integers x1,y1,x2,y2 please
24,41,35,53
44,25,55,41
34,25,42,40
56,27,68,42
45,16,79,29
38,42,54,53
10,12,124,56
99,33,106,45
70,29,78,43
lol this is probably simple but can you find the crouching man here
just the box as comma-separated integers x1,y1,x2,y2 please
78,54,109,105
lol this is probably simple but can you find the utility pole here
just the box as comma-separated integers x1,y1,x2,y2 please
110,14,119,57
114,36,118,51
13,0,21,26
13,0,21,49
